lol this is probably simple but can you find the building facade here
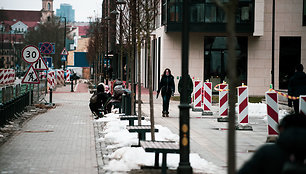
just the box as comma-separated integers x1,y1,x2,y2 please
0,0,54,69
56,3,75,22
139,0,306,96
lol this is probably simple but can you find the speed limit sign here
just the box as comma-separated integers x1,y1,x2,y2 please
22,45,41,64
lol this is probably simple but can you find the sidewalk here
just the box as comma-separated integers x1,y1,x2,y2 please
0,81,98,174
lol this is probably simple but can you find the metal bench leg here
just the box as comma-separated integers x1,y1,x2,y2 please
162,153,167,174
154,152,159,168
129,120,134,126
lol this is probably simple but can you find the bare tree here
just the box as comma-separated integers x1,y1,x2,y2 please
214,0,238,174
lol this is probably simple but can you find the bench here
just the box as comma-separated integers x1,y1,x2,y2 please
126,125,158,146
120,115,144,126
140,141,179,174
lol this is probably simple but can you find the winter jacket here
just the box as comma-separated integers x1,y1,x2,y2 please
288,71,306,97
237,127,306,174
158,75,175,97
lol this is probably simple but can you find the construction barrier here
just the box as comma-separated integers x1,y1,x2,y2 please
39,71,47,79
66,69,71,83
56,70,65,85
265,90,279,135
47,71,56,89
0,69,15,85
300,95,306,116
193,80,202,111
203,81,212,112
238,85,249,124
219,83,228,117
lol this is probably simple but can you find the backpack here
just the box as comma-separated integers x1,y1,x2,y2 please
90,93,98,103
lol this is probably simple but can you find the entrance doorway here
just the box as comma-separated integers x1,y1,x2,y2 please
279,36,301,89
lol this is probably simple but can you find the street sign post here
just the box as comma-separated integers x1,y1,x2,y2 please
22,45,41,64
22,65,40,84
33,57,48,70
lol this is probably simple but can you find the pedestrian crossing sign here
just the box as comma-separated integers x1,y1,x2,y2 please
22,65,40,84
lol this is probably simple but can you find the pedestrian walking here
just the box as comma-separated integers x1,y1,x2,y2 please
157,68,175,117
237,113,306,174
89,83,108,119
288,64,306,114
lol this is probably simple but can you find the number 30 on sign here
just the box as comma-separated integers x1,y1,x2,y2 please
22,45,41,64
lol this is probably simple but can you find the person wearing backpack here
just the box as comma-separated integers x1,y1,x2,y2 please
237,114,306,174
89,83,108,119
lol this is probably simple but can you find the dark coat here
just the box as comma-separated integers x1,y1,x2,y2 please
237,127,306,174
288,71,306,97
158,75,175,97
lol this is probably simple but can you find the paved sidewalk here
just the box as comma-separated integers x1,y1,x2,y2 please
138,87,269,171
0,82,98,174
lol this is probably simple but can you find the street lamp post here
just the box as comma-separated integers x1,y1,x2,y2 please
60,17,67,86
177,0,193,173
105,16,111,85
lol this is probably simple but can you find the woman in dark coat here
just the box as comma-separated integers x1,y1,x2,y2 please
157,68,175,117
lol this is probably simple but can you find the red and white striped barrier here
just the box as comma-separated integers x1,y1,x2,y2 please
0,69,15,85
299,95,306,116
66,69,71,83
47,71,56,89
193,80,202,111
238,85,249,124
219,83,228,117
56,70,65,85
203,81,212,112
39,71,47,79
265,90,279,135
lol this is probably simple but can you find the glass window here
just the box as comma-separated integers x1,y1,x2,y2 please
205,4,216,23
190,3,205,23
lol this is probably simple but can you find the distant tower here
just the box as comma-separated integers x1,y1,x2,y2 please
41,0,54,22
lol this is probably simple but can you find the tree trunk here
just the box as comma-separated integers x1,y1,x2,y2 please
137,35,142,125
147,36,155,141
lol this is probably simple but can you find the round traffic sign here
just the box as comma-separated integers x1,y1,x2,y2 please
22,45,41,64
40,42,53,54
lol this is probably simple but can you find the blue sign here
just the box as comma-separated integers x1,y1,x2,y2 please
43,57,52,68
39,42,55,54
61,55,67,61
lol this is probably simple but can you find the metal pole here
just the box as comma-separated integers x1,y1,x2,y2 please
177,0,192,173
120,10,123,80
106,19,109,85
29,84,32,105
63,17,67,70
271,0,275,87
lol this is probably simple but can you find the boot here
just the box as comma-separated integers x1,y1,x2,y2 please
166,111,169,117
162,111,166,117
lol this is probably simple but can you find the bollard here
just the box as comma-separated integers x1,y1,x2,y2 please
236,85,252,131
125,91,131,115
217,83,229,122
49,88,53,104
202,81,213,115
265,90,279,142
192,80,202,111
71,80,74,92
299,95,306,116
122,94,126,113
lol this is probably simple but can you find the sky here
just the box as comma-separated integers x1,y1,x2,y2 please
0,0,103,22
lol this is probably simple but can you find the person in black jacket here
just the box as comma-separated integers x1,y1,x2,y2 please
157,68,175,117
237,114,306,174
288,64,306,114
89,83,108,119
